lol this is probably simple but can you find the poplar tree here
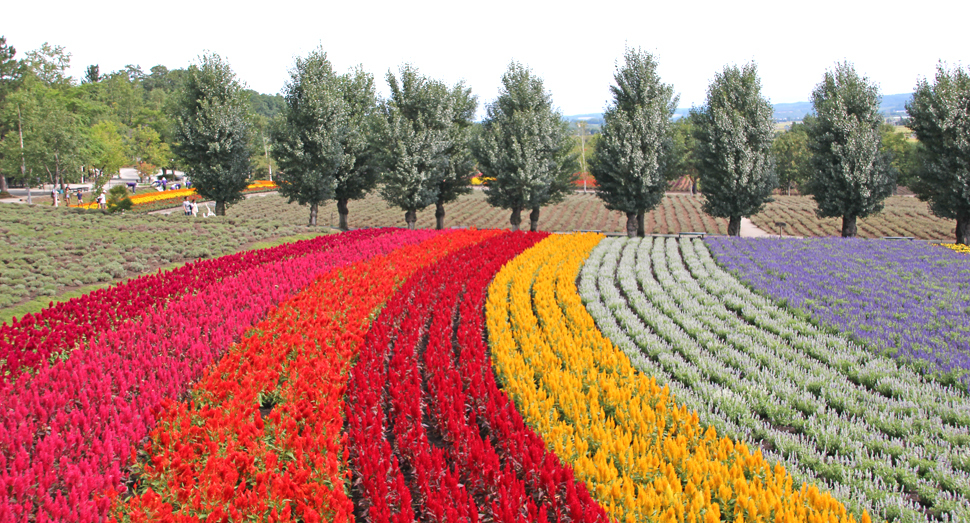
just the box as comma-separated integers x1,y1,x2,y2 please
591,48,678,237
692,62,776,236
172,53,252,216
906,63,970,245
473,62,576,231
377,65,476,229
272,48,377,228
804,62,895,237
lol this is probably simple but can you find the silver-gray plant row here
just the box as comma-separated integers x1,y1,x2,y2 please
578,237,970,523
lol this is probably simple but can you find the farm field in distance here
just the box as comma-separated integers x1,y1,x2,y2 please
0,191,957,323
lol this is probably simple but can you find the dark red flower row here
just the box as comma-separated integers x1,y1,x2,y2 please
0,229,434,523
347,232,609,523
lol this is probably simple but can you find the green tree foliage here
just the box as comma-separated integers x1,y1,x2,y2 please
878,123,920,190
0,78,84,192
0,36,23,196
172,53,253,216
805,62,895,237
105,184,132,212
591,48,678,237
377,64,476,229
272,48,378,227
132,125,170,168
84,120,128,192
24,43,72,88
473,61,576,231
670,115,700,194
907,63,970,244
82,65,102,84
771,120,812,195
692,62,776,236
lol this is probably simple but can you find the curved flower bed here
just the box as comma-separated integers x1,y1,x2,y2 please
0,229,434,522
486,233,866,523
111,229,498,522
0,229,390,384
78,181,278,211
347,231,609,522
705,237,970,389
580,237,969,522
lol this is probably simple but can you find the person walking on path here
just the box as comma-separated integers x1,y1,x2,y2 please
76,188,83,205
190,199,199,217
182,197,192,216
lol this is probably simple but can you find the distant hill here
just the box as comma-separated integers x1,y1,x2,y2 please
565,93,914,124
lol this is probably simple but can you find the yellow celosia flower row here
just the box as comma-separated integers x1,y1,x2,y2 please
485,233,869,523
940,242,970,254
79,181,276,209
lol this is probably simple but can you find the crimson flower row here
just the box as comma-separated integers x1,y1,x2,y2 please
347,232,609,523
0,229,394,384
0,229,434,523
111,229,497,523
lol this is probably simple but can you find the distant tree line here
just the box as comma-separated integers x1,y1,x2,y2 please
0,36,967,243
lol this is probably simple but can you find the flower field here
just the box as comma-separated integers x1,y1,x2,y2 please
78,181,278,211
3,228,967,522
706,237,970,389
580,237,969,522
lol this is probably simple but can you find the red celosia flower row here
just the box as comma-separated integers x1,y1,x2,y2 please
0,229,440,523
110,229,500,523
0,229,396,384
347,232,610,523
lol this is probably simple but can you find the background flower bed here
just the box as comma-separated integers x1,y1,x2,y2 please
706,237,970,390
0,202,321,320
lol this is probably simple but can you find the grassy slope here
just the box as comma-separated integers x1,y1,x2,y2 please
1,191,954,323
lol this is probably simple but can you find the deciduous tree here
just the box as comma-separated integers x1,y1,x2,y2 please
172,53,253,216
591,48,678,237
272,48,378,227
804,62,895,237
907,63,970,244
692,62,776,236
473,61,576,231
772,120,811,196
377,64,476,229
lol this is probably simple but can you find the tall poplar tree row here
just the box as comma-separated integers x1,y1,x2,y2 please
804,62,896,237
906,63,970,245
692,62,776,236
377,65,476,229
172,53,252,216
591,47,678,237
272,48,378,228
473,62,576,231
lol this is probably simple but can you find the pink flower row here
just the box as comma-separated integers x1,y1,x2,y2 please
0,230,395,384
0,229,442,523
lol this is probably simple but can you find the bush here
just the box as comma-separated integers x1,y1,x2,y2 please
107,186,133,213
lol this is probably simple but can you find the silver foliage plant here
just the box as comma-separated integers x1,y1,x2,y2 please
578,236,970,523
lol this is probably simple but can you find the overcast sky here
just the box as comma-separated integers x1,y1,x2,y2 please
5,0,967,116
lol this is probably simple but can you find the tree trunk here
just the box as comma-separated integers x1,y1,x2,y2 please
625,211,638,238
435,200,445,230
337,198,349,231
405,209,417,230
0,173,9,196
637,210,645,237
215,200,226,216
529,207,540,232
956,212,969,245
841,214,857,238
728,216,741,236
309,201,318,226
510,207,522,231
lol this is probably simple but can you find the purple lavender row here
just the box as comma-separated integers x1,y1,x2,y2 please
705,237,970,389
